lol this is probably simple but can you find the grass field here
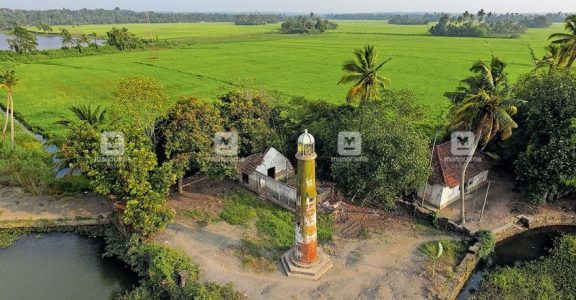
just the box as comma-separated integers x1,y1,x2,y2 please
7,21,564,137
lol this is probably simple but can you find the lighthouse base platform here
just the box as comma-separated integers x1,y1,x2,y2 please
280,247,333,280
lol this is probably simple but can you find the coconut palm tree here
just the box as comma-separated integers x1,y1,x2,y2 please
338,45,391,105
549,15,576,68
0,69,18,146
448,58,524,224
445,55,509,105
530,44,567,72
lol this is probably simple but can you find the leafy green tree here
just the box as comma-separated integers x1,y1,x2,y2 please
0,69,18,146
159,97,235,194
331,92,430,208
111,75,169,136
338,45,391,105
106,27,141,51
514,71,576,203
549,15,576,68
219,89,282,156
63,122,175,237
7,26,37,53
448,57,524,223
60,28,73,48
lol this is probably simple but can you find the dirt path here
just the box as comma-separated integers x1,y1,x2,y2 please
0,187,111,226
156,219,454,300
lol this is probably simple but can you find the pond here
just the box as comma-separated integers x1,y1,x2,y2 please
0,233,138,300
458,225,576,299
0,33,106,51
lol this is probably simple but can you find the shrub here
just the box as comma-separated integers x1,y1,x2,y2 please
0,228,27,248
104,227,241,299
0,131,53,194
476,235,576,299
476,230,496,260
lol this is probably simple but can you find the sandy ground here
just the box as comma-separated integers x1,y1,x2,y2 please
156,180,460,299
156,221,455,300
438,173,576,233
0,187,111,222
438,173,525,233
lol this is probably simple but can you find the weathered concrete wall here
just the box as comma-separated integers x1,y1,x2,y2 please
396,200,471,236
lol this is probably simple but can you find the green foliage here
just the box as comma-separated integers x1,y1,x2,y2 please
476,235,576,300
234,13,280,25
420,239,467,264
0,228,26,248
513,71,576,203
159,97,235,182
338,45,391,104
429,13,526,38
106,27,143,51
219,89,282,156
0,131,53,194
280,14,337,34
51,175,90,194
112,75,169,131
331,96,431,208
7,26,37,53
317,214,335,243
549,15,576,69
476,230,496,259
63,120,176,237
103,227,241,300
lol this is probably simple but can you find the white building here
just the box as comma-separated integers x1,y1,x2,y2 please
419,141,491,209
239,147,297,211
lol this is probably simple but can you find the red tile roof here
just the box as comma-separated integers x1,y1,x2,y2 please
428,141,492,188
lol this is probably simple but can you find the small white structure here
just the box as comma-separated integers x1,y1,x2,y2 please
419,141,491,209
239,147,297,211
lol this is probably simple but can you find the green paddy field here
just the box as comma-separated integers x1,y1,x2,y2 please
7,21,563,137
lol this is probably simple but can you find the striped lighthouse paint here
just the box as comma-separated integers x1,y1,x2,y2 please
293,129,319,264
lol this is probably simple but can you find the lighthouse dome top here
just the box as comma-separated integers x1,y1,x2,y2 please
297,129,315,156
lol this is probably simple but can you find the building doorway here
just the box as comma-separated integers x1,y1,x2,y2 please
267,167,275,178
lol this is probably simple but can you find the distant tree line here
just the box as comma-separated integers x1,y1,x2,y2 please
429,11,527,38
233,13,281,25
0,8,287,29
280,13,338,34
388,15,430,25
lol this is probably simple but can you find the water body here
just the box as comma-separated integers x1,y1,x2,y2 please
0,33,105,51
0,233,138,300
458,225,576,299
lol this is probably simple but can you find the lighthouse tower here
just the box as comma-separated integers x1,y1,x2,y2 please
281,129,332,280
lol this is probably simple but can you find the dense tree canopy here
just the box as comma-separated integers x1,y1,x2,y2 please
234,13,280,25
7,26,37,53
106,27,143,51
218,89,282,157
280,14,338,34
513,71,576,203
429,12,526,38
